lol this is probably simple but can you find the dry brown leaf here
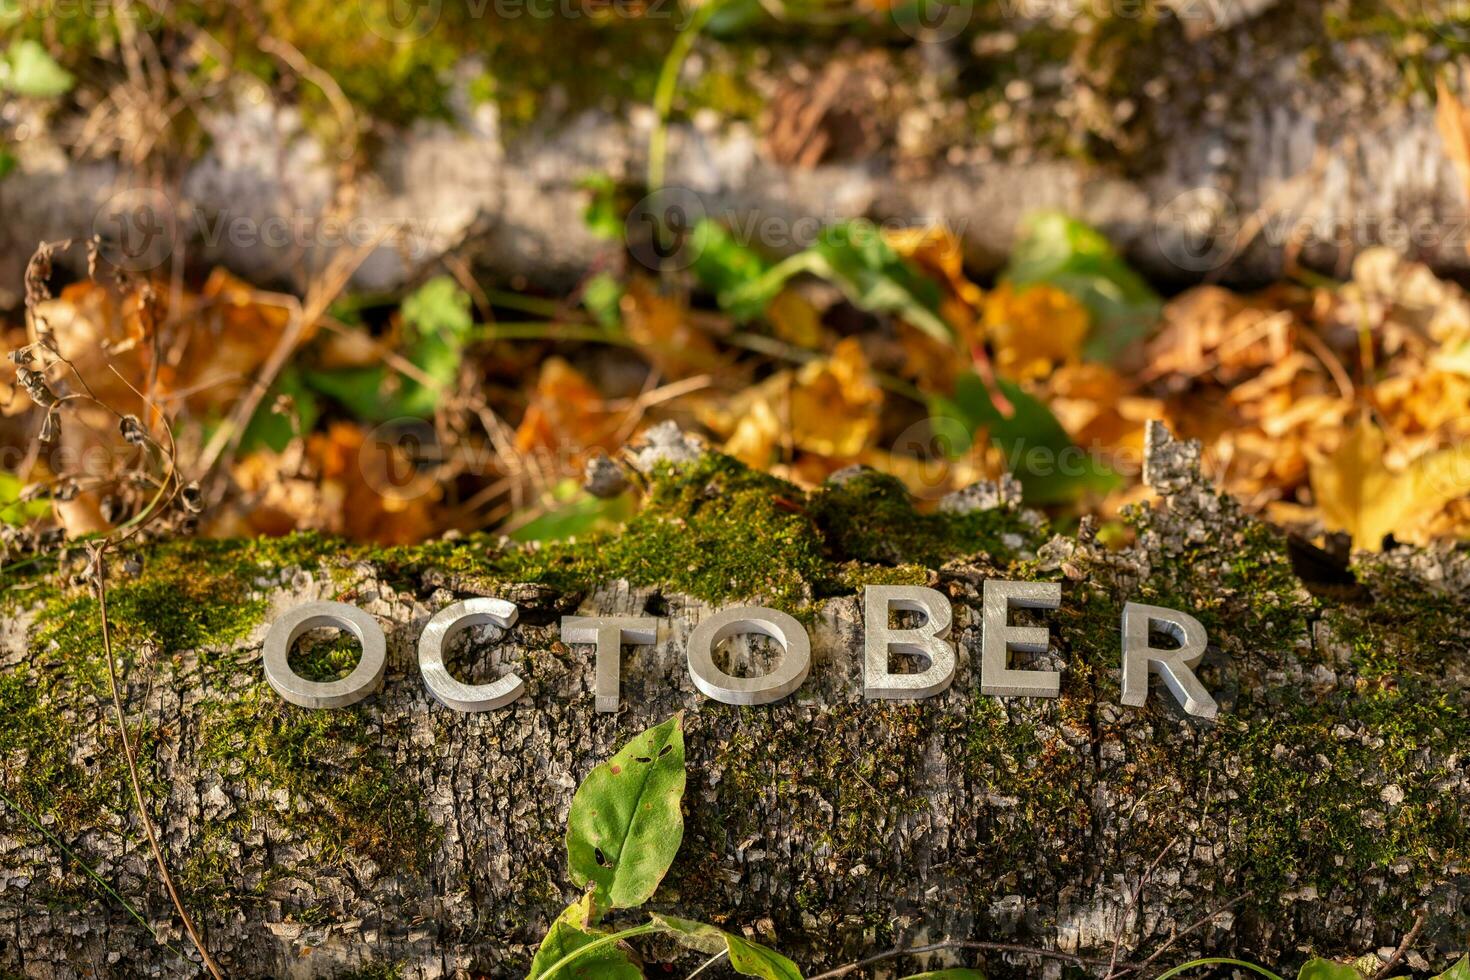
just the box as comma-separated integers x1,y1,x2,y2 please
1437,76,1470,208
228,421,438,545
513,357,615,457
620,277,718,378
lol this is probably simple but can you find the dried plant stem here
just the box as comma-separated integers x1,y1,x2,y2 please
93,543,224,979
1372,913,1426,980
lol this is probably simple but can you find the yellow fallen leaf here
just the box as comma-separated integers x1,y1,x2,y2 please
983,282,1090,380
765,288,825,349
1310,419,1470,549
706,337,882,465
884,224,984,344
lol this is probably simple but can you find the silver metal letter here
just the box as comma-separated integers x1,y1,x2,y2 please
418,597,524,712
981,580,1062,698
685,606,811,705
862,585,955,699
262,601,387,709
560,616,660,713
1121,602,1217,719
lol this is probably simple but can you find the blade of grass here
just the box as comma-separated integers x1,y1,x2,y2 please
649,0,729,191
0,784,185,961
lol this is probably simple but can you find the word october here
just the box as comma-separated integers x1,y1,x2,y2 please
262,583,1221,719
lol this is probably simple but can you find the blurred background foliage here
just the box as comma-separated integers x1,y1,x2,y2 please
2,0,1470,557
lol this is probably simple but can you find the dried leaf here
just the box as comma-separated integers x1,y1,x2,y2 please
1310,419,1470,549
983,282,1090,381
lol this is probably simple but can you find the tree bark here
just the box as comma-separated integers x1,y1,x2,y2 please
0,430,1467,978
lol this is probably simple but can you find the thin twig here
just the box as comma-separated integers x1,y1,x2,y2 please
1126,891,1254,977
685,950,729,979
1109,836,1181,977
93,543,224,979
1372,913,1427,980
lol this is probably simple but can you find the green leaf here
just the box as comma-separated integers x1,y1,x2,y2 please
567,714,686,910
728,934,804,980
1,40,74,97
582,174,626,241
1433,956,1470,980
582,273,625,330
0,473,46,526
1003,211,1160,363
902,971,987,979
510,481,635,543
688,219,772,319
0,148,15,181
403,275,474,341
241,366,319,453
1296,959,1365,980
305,276,473,421
933,372,1119,505
650,914,802,980
302,365,389,421
528,894,641,980
812,222,953,342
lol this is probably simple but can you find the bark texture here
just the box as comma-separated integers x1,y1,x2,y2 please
0,431,1468,979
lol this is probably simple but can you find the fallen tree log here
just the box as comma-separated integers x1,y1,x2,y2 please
0,427,1467,978
3,5,1469,302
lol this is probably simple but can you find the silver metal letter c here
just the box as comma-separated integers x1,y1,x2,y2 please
418,597,524,712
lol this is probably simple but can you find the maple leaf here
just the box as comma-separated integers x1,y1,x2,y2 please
1310,419,1470,549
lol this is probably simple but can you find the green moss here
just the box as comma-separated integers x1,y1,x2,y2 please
192,685,439,894
381,456,1042,613
1324,557,1469,678
0,672,132,837
384,453,833,609
808,470,1043,570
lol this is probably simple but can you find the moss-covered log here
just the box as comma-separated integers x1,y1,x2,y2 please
1,428,1467,978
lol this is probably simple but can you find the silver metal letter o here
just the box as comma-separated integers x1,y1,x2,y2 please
262,601,387,709
417,597,524,712
685,605,810,705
